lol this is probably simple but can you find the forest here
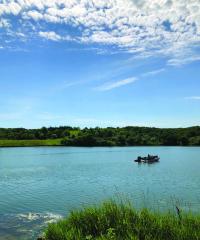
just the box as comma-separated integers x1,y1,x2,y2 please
0,126,200,146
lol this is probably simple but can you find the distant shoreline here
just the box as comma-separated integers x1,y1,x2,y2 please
1,126,200,147
1,139,200,148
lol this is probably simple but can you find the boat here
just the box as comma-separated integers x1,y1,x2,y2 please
134,154,160,163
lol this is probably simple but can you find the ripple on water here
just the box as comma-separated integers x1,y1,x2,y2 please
1,146,200,239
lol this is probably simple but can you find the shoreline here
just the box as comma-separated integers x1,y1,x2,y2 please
1,126,200,147
1,140,200,148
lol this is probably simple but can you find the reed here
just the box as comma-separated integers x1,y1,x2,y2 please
44,200,200,240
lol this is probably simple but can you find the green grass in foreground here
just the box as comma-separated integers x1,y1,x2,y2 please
44,201,200,240
0,139,62,147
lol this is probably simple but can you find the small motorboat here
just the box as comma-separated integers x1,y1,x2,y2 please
134,154,160,163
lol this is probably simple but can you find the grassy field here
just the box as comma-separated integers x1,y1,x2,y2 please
0,139,63,147
43,201,200,240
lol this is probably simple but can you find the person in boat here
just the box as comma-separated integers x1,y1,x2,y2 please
148,154,157,159
135,156,142,162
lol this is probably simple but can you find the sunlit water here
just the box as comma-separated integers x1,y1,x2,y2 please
0,147,200,239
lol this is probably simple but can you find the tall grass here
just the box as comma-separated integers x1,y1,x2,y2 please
44,200,200,240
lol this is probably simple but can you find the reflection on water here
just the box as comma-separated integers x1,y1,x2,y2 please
0,146,200,239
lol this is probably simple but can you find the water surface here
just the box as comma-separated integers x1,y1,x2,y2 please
0,147,200,239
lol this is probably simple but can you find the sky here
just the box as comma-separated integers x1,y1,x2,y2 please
0,0,200,129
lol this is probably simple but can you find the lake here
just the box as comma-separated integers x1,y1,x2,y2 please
0,146,200,239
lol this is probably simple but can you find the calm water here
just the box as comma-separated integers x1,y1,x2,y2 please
0,147,200,239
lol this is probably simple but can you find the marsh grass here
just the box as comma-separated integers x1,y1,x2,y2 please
44,200,200,240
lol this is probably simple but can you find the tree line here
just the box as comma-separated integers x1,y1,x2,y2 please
0,126,200,146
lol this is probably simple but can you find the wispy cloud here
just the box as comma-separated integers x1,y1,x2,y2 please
95,77,137,91
0,112,22,121
142,68,165,77
185,96,200,100
35,112,64,121
50,80,83,94
167,50,200,67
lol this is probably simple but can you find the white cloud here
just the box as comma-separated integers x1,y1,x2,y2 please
0,18,10,28
0,0,200,64
39,31,62,41
96,77,137,91
0,2,21,16
39,31,74,41
26,10,43,21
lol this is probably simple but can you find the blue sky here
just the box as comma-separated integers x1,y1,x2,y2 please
0,0,200,128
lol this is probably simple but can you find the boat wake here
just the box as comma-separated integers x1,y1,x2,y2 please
16,212,62,224
0,212,63,240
